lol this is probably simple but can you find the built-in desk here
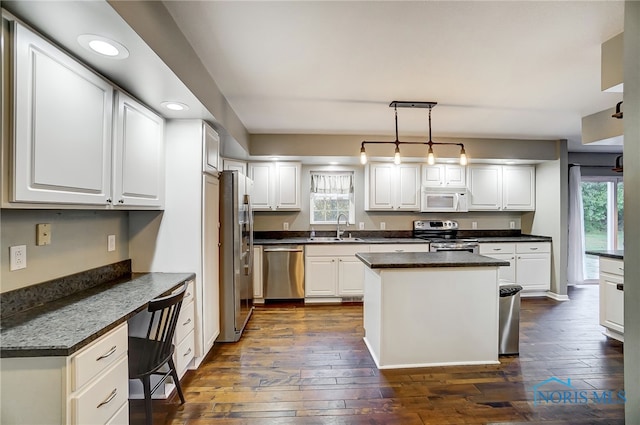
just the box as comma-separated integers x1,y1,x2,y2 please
0,271,194,425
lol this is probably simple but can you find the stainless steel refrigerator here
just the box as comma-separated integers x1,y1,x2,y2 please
218,170,254,342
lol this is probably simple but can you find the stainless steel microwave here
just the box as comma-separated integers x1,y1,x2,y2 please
420,189,469,212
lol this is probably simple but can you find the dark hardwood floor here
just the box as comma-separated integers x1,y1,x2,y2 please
130,285,624,424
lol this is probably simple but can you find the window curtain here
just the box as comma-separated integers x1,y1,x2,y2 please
568,165,586,285
310,173,353,194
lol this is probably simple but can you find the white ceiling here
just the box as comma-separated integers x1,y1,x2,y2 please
162,0,625,153
3,1,625,155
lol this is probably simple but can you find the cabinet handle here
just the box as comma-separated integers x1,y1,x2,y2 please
493,248,502,251
106,199,112,204
96,345,117,361
619,267,624,272
529,247,538,251
183,347,192,357
96,389,117,408
183,318,192,326
186,292,191,298
118,199,124,204
395,250,404,253
518,256,521,260
511,257,515,260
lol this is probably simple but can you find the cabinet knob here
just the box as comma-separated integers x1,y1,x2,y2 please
106,199,112,204
118,200,124,204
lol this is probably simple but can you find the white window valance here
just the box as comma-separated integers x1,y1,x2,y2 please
310,172,354,194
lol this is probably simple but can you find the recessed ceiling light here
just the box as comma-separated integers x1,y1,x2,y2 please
161,101,189,111
78,34,129,60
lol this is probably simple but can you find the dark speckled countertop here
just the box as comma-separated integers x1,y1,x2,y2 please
356,251,510,269
254,235,551,245
585,250,624,260
0,272,194,358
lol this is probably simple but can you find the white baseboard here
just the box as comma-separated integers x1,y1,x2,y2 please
545,291,570,301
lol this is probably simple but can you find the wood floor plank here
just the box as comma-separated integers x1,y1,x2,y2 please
129,285,624,424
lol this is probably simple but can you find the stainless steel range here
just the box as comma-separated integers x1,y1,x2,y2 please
413,220,479,253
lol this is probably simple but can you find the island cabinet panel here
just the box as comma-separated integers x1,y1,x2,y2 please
599,257,624,341
12,21,113,205
363,266,499,369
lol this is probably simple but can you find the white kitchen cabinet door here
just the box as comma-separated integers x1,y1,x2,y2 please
516,253,551,292
337,257,365,296
275,162,302,210
203,122,220,175
248,163,273,210
467,165,502,210
601,275,624,332
112,92,165,208
223,159,247,175
202,175,220,354
396,164,421,210
479,243,516,284
305,256,338,297
366,164,395,210
503,166,535,211
12,21,113,205
421,164,466,188
368,244,430,253
365,163,420,211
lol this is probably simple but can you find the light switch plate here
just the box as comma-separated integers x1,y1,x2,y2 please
36,223,51,246
359,222,365,230
380,222,386,230
283,222,289,230
472,221,478,229
510,221,516,229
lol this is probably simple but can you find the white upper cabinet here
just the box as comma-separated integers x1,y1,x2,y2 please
467,165,535,211
202,122,220,175
365,163,420,211
421,164,466,188
467,165,502,210
10,22,165,209
502,166,535,211
12,21,114,205
112,92,165,208
248,162,301,211
222,159,247,175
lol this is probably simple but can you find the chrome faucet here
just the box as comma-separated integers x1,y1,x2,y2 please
336,213,349,239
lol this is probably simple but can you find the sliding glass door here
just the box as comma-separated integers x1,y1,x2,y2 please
582,177,624,281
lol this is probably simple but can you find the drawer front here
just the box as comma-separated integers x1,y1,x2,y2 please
175,329,195,377
479,243,515,255
72,323,128,391
105,400,129,425
73,355,128,425
175,300,195,344
174,279,195,305
305,244,368,256
516,242,550,254
368,244,430,253
600,258,624,276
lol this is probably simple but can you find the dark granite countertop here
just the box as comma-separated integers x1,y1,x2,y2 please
476,236,551,243
254,235,551,245
0,272,194,358
355,251,510,269
585,250,624,260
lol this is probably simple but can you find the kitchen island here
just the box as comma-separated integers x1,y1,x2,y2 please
586,250,624,342
356,251,509,369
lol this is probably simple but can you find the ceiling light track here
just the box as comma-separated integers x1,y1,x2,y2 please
360,101,467,166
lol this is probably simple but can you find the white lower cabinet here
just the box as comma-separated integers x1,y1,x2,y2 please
368,244,430,253
0,323,129,425
253,246,264,302
305,244,370,299
599,257,624,341
480,242,550,295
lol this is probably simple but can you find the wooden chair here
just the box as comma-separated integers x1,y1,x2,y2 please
128,283,187,425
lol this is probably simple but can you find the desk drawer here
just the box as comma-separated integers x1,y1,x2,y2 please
175,300,195,344
600,257,624,276
72,355,128,425
71,323,128,391
105,400,128,425
177,279,195,306
175,329,195,378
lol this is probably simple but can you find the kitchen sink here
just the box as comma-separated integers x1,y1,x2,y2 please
307,237,364,242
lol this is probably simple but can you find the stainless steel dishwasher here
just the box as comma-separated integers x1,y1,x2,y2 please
262,245,305,299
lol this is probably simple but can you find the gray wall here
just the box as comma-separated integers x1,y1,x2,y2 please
624,1,640,421
0,210,129,292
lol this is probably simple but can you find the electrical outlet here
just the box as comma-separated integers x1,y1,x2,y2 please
108,235,116,252
359,222,365,230
10,245,27,271
380,222,386,230
36,223,51,246
510,221,516,229
283,222,289,230
472,221,478,229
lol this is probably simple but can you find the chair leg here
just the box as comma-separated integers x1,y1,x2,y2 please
168,358,186,404
142,376,153,425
